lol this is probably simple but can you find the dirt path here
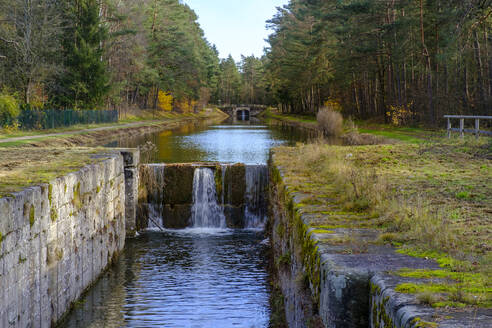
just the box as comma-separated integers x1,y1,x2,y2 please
0,120,162,143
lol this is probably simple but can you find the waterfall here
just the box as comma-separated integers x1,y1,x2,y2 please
244,165,268,229
191,168,227,228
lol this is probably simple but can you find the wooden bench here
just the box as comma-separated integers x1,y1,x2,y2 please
444,115,492,138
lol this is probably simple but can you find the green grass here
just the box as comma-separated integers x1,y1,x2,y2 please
357,128,426,143
263,108,446,144
262,108,317,124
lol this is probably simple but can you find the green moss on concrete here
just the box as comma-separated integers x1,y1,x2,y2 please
214,165,223,201
411,317,438,328
396,248,468,271
224,164,246,206
163,165,195,204
277,251,292,267
50,207,58,222
310,229,335,234
55,248,63,261
18,254,27,263
0,232,3,246
372,292,396,328
72,182,81,209
48,184,53,205
29,205,35,227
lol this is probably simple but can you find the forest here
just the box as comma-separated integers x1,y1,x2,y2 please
0,0,265,118
265,0,492,125
1,0,491,126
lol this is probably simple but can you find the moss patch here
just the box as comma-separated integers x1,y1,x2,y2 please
0,148,111,197
72,182,81,209
29,205,35,227
50,207,58,222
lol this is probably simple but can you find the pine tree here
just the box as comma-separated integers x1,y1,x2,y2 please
54,0,109,109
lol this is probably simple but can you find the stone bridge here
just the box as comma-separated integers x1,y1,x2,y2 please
219,105,267,119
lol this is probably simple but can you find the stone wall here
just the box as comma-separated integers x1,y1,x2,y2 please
0,152,128,328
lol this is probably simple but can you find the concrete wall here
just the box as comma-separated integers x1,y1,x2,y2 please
0,152,132,328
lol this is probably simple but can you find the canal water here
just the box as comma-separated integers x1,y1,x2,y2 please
109,118,315,164
60,118,311,328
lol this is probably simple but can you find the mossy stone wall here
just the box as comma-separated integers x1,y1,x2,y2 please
0,153,126,327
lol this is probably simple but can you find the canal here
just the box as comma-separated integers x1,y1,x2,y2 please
60,117,312,328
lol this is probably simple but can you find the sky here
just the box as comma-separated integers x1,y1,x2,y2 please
182,0,288,61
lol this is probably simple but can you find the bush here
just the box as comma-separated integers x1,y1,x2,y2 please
0,92,20,128
317,106,343,136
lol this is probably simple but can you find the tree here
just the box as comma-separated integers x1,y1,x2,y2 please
215,55,241,104
265,0,492,125
53,0,109,109
0,0,63,105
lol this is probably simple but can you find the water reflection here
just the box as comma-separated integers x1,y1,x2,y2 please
60,231,270,328
110,118,316,164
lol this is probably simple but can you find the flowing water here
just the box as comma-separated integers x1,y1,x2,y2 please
60,117,311,328
190,168,227,229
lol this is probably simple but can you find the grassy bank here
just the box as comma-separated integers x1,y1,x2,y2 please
272,136,491,308
0,108,227,195
0,148,112,196
262,108,444,144
0,108,227,148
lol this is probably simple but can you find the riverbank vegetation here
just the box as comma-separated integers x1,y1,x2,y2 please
272,137,491,307
0,108,226,148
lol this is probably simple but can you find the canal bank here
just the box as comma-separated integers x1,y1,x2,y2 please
0,108,228,148
1,117,490,327
268,141,492,327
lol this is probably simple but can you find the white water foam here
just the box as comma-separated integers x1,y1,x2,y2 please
191,168,227,229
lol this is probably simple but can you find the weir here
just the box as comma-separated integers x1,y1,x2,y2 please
138,163,269,230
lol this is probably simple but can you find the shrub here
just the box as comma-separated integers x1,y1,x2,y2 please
386,103,414,126
0,92,20,128
317,106,343,136
158,90,173,111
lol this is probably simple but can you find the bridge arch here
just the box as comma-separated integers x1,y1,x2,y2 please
234,107,250,120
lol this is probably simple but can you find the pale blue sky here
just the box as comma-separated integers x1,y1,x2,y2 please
182,0,288,61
